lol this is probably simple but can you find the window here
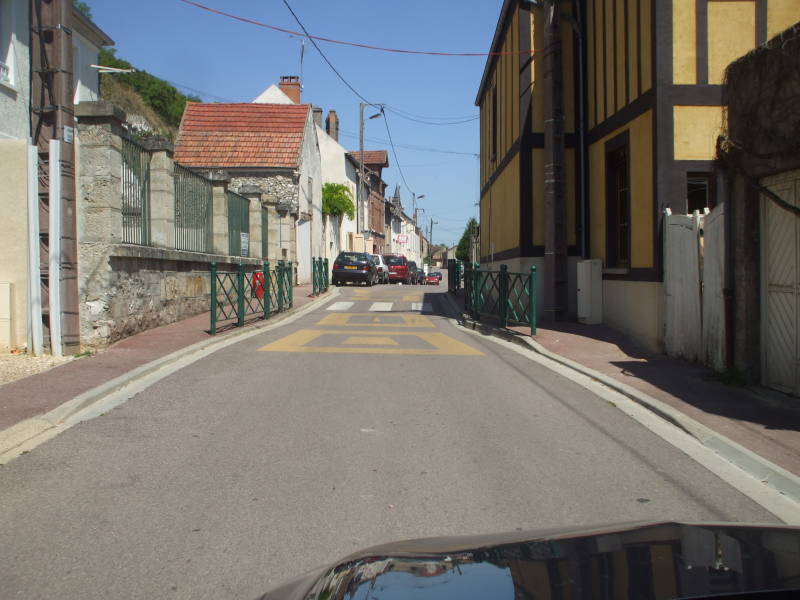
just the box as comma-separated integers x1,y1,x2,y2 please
0,0,15,87
687,173,711,214
491,86,498,161
605,140,630,269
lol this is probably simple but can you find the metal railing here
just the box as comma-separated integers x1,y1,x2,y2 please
447,259,464,292
174,164,212,253
210,261,293,334
261,206,269,258
464,263,537,336
227,191,250,257
312,257,329,296
121,138,151,245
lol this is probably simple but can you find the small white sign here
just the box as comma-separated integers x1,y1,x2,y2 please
396,234,409,244
63,126,74,144
240,232,249,257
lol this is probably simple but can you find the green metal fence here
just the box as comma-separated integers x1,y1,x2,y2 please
464,263,538,336
312,257,329,296
121,138,151,245
261,207,269,258
227,191,250,257
210,261,293,334
447,259,464,292
174,164,212,253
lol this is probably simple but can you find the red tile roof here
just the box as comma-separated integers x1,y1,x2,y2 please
174,103,310,169
349,150,389,169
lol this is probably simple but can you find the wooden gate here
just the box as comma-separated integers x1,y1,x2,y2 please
761,170,800,397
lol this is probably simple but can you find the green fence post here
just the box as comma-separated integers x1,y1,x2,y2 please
210,262,217,335
324,258,329,291
472,262,480,319
277,260,285,312
499,264,509,328
529,265,537,337
264,260,272,319
237,263,245,327
287,261,294,307
312,257,317,296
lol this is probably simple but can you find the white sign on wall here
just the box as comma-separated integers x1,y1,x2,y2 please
240,232,250,257
395,234,409,245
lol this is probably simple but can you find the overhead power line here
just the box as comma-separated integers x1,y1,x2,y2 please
279,0,419,196
279,0,373,106
380,107,414,196
338,130,478,157
178,0,543,57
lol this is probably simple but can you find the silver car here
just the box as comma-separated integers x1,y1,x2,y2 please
371,254,390,284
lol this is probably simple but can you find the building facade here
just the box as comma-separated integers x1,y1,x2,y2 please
477,0,798,350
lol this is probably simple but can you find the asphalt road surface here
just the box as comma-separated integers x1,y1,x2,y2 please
0,281,776,599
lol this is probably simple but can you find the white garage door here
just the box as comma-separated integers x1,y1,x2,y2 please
761,170,800,397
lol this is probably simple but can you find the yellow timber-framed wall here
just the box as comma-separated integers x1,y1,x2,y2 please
476,0,797,351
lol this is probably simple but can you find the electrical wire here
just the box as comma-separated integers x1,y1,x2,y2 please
384,110,479,126
383,105,479,123
177,0,542,57
279,0,375,106
338,129,478,157
380,107,414,196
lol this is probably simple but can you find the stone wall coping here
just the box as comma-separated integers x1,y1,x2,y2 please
107,244,265,266
75,101,127,123
137,137,175,153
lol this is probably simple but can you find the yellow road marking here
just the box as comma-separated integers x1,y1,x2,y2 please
258,329,483,356
316,313,434,328
344,336,399,346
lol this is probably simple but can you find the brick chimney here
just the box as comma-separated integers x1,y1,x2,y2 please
326,109,339,142
278,75,301,103
312,106,323,128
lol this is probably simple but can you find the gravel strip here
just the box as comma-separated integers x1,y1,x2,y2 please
0,354,74,386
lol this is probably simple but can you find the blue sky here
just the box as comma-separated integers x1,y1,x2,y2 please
87,0,503,246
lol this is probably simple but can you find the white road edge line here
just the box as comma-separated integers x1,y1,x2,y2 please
0,288,343,465
451,319,800,525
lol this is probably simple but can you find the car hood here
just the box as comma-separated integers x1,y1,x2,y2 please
259,521,800,599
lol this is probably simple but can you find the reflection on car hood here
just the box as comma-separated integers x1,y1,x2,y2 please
260,521,800,600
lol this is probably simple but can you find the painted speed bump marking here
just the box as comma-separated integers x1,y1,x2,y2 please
411,302,433,312
315,313,435,328
258,330,484,356
344,336,399,346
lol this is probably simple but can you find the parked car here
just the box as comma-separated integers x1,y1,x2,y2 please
332,252,377,286
371,254,390,284
407,261,422,284
424,272,439,285
383,254,410,284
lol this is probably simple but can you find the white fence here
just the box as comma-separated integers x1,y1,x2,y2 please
663,205,726,369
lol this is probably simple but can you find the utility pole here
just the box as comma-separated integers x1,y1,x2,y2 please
543,0,567,321
358,103,365,238
30,0,79,354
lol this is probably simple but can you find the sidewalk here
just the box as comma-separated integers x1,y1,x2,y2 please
450,290,800,478
0,284,321,433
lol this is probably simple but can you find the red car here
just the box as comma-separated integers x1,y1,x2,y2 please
383,254,411,284
424,273,439,285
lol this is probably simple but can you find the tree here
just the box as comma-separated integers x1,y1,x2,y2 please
322,183,355,220
456,218,478,262
73,0,92,18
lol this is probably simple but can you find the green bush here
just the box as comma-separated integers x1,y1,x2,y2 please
322,183,355,220
98,48,201,129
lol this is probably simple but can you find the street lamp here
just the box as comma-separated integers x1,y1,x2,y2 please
358,103,382,241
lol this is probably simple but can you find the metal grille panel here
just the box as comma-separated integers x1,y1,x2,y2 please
121,138,151,245
174,164,212,253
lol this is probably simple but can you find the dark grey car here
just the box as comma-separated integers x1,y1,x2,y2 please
331,252,377,286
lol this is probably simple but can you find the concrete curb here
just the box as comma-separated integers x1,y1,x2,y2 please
0,288,340,463
442,293,800,506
